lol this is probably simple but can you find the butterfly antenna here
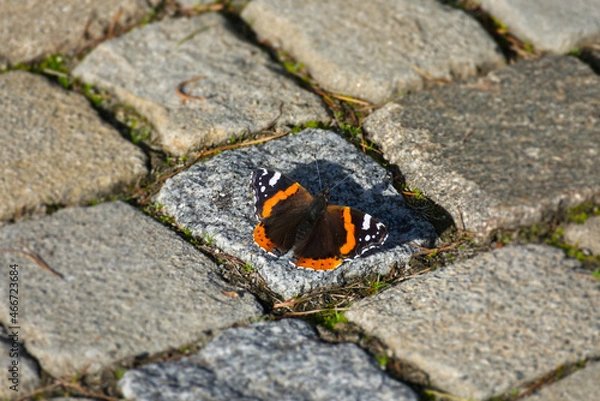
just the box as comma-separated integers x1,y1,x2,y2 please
316,159,323,191
329,173,352,192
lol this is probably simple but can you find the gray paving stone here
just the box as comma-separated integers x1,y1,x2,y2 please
0,71,148,222
346,244,600,400
49,398,97,401
177,0,222,7
73,13,330,156
480,0,600,54
119,319,418,401
0,0,154,68
0,201,263,378
363,56,600,236
241,0,504,105
0,333,40,400
154,129,436,298
563,215,600,256
522,362,600,401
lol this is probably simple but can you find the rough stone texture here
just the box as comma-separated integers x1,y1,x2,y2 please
177,0,213,6
0,333,40,400
177,0,240,7
480,0,600,54
0,202,263,378
241,0,504,105
347,244,600,400
363,56,600,236
73,13,330,156
0,0,154,68
119,319,418,401
0,71,148,222
563,215,600,255
49,399,97,401
155,129,436,298
522,362,600,401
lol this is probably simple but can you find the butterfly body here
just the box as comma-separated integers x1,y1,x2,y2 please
251,168,387,270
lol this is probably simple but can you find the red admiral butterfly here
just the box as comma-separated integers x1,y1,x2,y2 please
251,168,388,270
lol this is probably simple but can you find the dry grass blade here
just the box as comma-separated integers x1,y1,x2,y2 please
412,65,450,84
409,240,467,257
330,93,372,106
137,129,288,206
13,383,61,401
424,389,473,401
175,75,207,103
311,87,337,109
193,131,289,159
107,8,123,39
278,308,349,317
0,248,64,279
73,9,140,57
56,378,120,401
180,2,224,15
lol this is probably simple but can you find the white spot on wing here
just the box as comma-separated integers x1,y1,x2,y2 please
269,172,281,187
362,214,372,230
260,186,266,192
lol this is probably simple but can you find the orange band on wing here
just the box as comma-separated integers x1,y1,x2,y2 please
261,183,301,218
294,257,342,270
339,207,356,255
253,222,277,252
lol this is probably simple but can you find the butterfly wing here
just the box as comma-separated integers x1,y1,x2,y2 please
292,205,388,270
251,169,314,256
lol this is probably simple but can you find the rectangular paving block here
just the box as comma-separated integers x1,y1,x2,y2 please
155,129,436,298
0,202,262,378
347,244,600,400
364,56,600,236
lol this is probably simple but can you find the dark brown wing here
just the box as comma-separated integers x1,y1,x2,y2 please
291,205,387,270
251,169,313,255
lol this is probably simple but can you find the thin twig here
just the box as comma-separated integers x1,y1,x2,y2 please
279,308,349,317
330,93,372,106
408,240,467,257
0,248,63,279
107,8,123,39
14,383,61,401
193,131,289,159
56,379,119,401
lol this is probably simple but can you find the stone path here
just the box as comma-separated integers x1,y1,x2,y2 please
363,56,600,236
1,1,599,401
155,128,436,298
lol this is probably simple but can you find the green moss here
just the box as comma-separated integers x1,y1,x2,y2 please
38,54,72,88
291,120,329,134
157,214,176,226
338,121,362,139
141,8,157,25
365,275,388,295
567,203,599,223
405,187,425,201
81,83,107,106
375,353,388,368
114,366,127,379
203,232,216,246
283,60,304,75
308,309,348,331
